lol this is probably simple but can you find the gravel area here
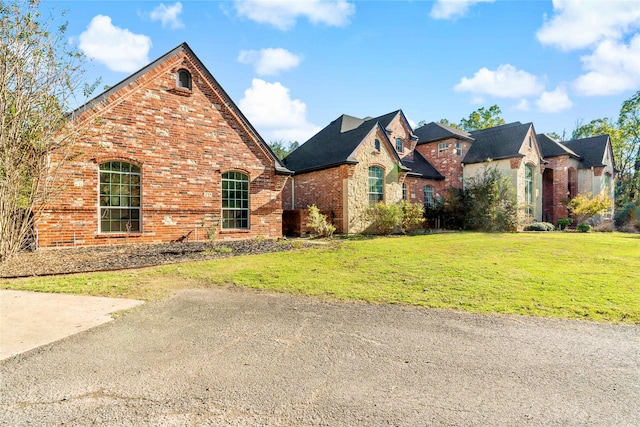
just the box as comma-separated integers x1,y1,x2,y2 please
0,240,308,278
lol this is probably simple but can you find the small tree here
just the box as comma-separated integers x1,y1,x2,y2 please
306,205,335,238
463,167,518,232
566,193,613,226
1,0,91,260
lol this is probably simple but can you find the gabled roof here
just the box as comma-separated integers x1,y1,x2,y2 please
462,122,534,164
563,135,611,168
71,42,290,174
536,134,580,159
414,122,474,144
402,150,445,180
283,111,408,174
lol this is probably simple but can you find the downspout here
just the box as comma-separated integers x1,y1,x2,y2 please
591,166,595,194
291,176,295,210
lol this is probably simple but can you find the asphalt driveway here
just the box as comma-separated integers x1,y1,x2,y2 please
1,287,639,426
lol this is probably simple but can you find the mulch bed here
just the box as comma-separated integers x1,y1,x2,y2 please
0,240,307,278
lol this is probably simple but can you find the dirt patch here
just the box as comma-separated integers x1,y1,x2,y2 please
0,240,309,278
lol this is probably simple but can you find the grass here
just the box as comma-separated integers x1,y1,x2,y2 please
2,232,639,324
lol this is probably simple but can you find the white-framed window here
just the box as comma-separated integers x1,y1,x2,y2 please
177,69,192,90
396,138,403,153
99,161,141,233
222,171,249,229
368,166,384,205
455,142,462,156
402,183,408,200
424,185,434,208
525,164,534,217
438,142,448,156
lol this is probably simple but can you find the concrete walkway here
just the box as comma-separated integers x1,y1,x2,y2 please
0,290,142,360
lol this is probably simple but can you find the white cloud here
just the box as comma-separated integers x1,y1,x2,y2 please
238,48,302,76
149,2,184,29
536,87,573,112
239,79,320,142
79,15,152,73
574,35,640,96
233,0,355,30
453,64,544,98
536,0,640,51
515,99,531,111
430,0,494,20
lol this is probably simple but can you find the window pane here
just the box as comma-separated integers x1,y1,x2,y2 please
221,172,250,229
99,162,142,233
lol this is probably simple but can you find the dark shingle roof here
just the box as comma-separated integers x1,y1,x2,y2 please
402,150,445,180
414,122,473,144
563,135,611,168
283,111,410,174
536,134,580,159
462,122,533,164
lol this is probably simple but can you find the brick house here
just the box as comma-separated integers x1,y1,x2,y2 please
282,110,445,234
36,43,290,247
283,114,614,234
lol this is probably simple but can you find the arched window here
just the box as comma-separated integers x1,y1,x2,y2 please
368,166,384,205
525,164,534,217
99,161,141,233
177,69,192,90
222,171,249,229
604,173,612,193
424,185,434,208
374,138,381,151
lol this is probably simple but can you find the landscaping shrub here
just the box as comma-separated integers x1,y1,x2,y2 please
463,167,518,232
614,200,640,231
593,221,615,232
306,205,336,238
399,201,425,233
577,223,592,233
566,193,612,225
424,188,465,229
364,203,401,235
524,222,555,232
556,217,573,230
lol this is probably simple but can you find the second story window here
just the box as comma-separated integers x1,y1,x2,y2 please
455,142,462,156
438,142,448,156
177,69,192,90
374,138,381,151
395,138,403,153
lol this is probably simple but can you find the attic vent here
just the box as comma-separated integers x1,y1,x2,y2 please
177,69,192,90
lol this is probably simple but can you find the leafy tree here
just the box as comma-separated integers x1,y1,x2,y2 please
398,200,424,233
0,0,91,260
459,105,506,132
463,167,518,232
572,90,640,208
268,140,299,160
566,193,612,226
437,118,462,130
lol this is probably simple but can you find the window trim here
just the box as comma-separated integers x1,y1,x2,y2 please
221,171,250,230
424,185,434,208
395,138,403,153
368,166,384,205
525,163,534,217
99,161,142,234
402,183,408,201
177,69,192,90
438,142,448,156
455,141,462,156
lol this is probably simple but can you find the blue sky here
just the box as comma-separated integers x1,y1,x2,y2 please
47,0,640,143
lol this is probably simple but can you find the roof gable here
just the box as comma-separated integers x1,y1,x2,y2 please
414,122,473,144
536,134,580,159
563,135,612,169
463,122,534,164
71,42,289,173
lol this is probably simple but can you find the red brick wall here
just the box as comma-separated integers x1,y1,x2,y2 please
36,49,285,247
414,138,470,188
541,156,580,224
285,165,350,233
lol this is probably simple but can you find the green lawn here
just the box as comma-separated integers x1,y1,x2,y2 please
2,233,639,324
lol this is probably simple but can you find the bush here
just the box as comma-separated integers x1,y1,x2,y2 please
577,223,592,233
364,203,401,235
556,217,573,230
399,201,425,233
614,201,640,230
463,167,518,232
306,205,336,238
524,222,555,232
593,221,615,232
566,193,612,225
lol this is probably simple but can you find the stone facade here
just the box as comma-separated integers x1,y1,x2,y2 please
36,45,287,247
